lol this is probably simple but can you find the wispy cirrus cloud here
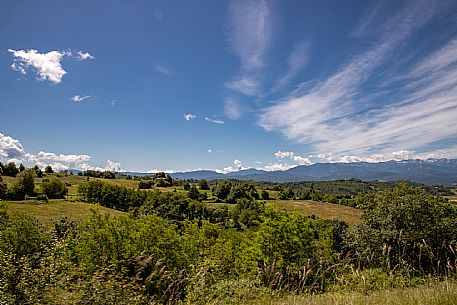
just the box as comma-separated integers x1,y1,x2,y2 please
8,49,93,84
224,97,249,120
224,0,270,98
272,42,309,91
154,64,173,76
259,0,457,157
205,117,225,125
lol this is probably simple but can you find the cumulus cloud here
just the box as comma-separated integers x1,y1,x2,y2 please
223,159,249,173
274,150,312,165
71,95,91,102
26,151,91,164
0,131,121,172
184,114,197,121
312,149,457,164
262,163,294,171
207,149,213,154
78,160,122,172
205,117,225,125
9,49,69,84
8,49,93,84
0,133,25,159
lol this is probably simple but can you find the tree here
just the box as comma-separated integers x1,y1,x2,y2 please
34,165,43,178
7,169,35,200
212,181,231,201
261,190,270,200
198,179,210,190
188,185,200,200
19,169,35,197
5,162,19,177
0,177,7,199
138,180,153,189
278,189,294,200
19,164,25,172
183,182,191,190
45,165,54,174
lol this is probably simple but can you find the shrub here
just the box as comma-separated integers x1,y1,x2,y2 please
36,194,48,202
40,178,68,199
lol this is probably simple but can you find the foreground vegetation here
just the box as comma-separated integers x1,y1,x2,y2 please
1,163,457,304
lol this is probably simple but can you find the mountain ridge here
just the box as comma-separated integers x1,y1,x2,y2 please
115,159,457,185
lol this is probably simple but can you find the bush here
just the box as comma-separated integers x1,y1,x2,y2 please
198,179,210,190
40,178,68,199
345,185,457,275
261,190,270,200
36,194,48,202
138,180,153,189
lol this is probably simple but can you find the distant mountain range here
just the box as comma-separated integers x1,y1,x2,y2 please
118,158,457,185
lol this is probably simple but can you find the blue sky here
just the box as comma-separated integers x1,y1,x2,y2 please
1,0,457,173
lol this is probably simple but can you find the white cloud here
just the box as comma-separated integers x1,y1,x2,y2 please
225,76,260,97
273,42,309,90
71,95,91,102
9,49,68,84
184,114,197,121
0,131,122,172
275,151,295,159
35,161,69,172
147,168,176,174
225,0,270,97
222,158,249,173
274,150,312,166
154,65,173,76
263,163,295,171
259,1,456,157
207,149,213,154
7,158,24,165
0,133,25,159
205,117,225,125
224,98,245,120
26,151,91,164
111,100,116,106
8,49,93,84
76,51,95,61
227,0,270,72
78,160,123,172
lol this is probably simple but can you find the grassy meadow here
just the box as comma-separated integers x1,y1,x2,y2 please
5,199,124,228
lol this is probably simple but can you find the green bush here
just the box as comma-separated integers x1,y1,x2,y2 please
40,178,68,199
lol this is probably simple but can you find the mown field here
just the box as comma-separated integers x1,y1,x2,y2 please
272,199,361,224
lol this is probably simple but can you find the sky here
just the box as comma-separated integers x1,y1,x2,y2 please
1,0,457,173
